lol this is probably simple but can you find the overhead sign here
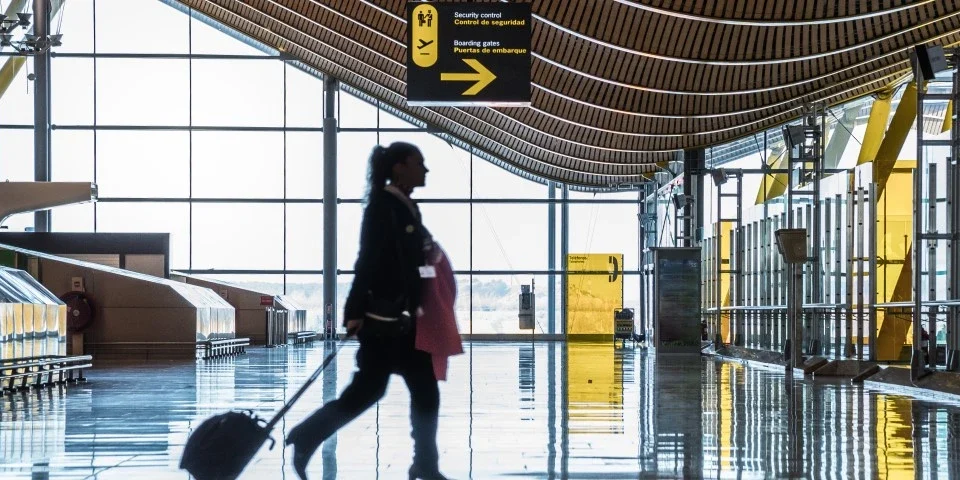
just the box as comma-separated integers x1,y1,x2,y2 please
406,2,531,106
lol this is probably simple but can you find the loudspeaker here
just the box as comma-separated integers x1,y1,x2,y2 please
683,148,705,175
915,44,948,81
782,125,806,149
710,168,729,186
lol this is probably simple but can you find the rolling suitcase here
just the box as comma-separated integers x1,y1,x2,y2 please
179,337,348,480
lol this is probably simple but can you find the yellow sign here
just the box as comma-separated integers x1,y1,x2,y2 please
566,253,623,336
440,58,496,95
410,4,438,68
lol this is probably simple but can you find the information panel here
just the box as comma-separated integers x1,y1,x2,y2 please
406,2,531,106
652,248,702,354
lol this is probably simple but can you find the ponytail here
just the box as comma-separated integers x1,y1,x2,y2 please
367,145,391,195
365,142,421,201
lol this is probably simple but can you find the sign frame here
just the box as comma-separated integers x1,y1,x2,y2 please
406,2,532,107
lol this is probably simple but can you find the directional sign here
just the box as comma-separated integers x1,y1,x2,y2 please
406,2,531,106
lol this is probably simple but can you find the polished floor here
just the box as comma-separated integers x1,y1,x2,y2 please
2,342,960,479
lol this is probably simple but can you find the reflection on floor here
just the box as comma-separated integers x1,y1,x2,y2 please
2,342,960,478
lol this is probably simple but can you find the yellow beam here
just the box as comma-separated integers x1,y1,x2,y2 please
753,150,786,205
0,0,55,101
858,87,895,166
0,57,26,99
875,82,919,197
943,100,953,133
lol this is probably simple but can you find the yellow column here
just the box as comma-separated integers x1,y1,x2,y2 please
868,82,919,361
718,221,732,342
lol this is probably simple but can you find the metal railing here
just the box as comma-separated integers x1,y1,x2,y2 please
705,299,960,365
0,354,91,394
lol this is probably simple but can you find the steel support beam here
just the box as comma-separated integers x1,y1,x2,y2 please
913,58,926,380
33,0,51,232
322,76,338,338
560,184,569,335
548,181,556,334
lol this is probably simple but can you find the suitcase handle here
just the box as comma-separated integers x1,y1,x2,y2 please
265,336,350,431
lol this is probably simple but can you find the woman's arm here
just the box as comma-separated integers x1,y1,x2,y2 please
343,197,392,324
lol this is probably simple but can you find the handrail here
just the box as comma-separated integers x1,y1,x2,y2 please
0,355,93,370
703,299,960,313
0,362,92,381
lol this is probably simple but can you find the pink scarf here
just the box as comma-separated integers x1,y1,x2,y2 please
415,243,463,381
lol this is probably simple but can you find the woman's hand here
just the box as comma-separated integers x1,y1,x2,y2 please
346,319,363,337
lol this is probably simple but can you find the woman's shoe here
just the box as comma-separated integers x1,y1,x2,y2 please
408,465,450,480
285,432,320,480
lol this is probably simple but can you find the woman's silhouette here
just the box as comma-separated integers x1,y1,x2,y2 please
285,142,449,480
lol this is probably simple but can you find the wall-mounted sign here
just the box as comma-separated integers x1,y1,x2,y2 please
406,2,531,106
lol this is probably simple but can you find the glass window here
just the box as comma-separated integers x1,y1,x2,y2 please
471,274,548,335
472,157,545,199
52,58,94,125
454,274,471,334
96,131,189,198
0,66,33,125
192,203,284,270
96,59,189,126
419,204,469,271
192,131,283,198
338,90,377,128
51,203,95,233
286,204,323,270
193,274,285,295
623,274,641,315
283,274,323,332
337,204,363,270
285,65,324,128
336,132,378,200
472,204,548,271
379,132,470,200
379,106,419,130
335,273,355,331
568,203,641,272
52,130,94,182
191,59,283,127
190,14,271,56
57,0,93,53
1,212,33,232
568,190,640,200
96,202,190,269
286,132,323,199
0,129,35,181
95,0,189,54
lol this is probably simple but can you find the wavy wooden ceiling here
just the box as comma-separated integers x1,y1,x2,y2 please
176,0,960,186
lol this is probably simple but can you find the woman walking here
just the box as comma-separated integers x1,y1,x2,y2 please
285,142,449,480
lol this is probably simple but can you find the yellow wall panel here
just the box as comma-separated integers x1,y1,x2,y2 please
566,253,623,336
875,162,916,360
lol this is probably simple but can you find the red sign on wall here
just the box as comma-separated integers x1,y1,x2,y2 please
260,295,273,306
